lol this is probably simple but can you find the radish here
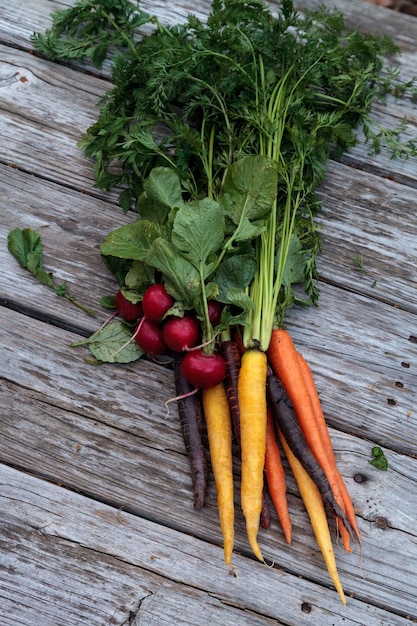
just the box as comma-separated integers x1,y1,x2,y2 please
134,319,166,355
207,300,223,326
162,316,200,352
142,284,174,321
181,349,226,389
115,289,143,322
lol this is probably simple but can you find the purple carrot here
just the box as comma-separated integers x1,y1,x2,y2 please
174,355,208,508
220,340,242,445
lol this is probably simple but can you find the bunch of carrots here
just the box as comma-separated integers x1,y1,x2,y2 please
176,325,359,605
30,0,416,606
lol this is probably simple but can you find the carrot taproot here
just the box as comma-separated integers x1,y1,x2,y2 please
220,340,242,445
202,382,234,565
267,372,353,537
264,406,292,543
296,351,361,546
267,328,354,545
174,356,207,509
260,486,272,529
238,348,268,562
279,431,347,605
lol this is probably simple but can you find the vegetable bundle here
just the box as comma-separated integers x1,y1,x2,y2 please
30,0,417,604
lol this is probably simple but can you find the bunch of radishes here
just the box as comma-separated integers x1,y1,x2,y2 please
115,285,226,389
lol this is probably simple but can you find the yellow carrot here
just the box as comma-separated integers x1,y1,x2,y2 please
279,431,347,605
202,383,234,565
238,348,268,561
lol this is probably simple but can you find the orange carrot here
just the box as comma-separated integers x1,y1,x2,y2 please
279,431,347,605
202,383,234,565
238,348,268,561
296,351,361,546
264,407,292,543
267,328,355,547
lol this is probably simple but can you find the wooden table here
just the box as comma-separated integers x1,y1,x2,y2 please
1,1,416,624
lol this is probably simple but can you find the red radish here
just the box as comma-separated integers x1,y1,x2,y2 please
162,316,200,352
115,289,143,322
134,319,166,355
181,350,226,389
142,284,174,320
207,300,223,326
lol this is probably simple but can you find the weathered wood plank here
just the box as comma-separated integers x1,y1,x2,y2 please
316,161,417,313
284,284,417,453
1,1,417,624
0,164,129,331
1,306,417,617
2,367,417,586
0,244,417,452
0,44,109,134
1,463,415,624
0,476,280,626
2,0,417,54
296,0,417,52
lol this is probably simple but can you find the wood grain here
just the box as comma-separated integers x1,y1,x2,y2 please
1,463,415,624
0,0,416,624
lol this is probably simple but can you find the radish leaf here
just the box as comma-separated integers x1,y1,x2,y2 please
74,322,144,363
100,220,161,261
137,167,184,225
171,198,225,274
8,227,43,269
8,227,94,316
146,238,201,308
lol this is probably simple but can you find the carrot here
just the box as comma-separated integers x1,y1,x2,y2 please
267,372,353,536
174,356,207,509
202,382,234,565
296,351,361,546
279,431,347,605
264,406,292,543
220,340,242,445
260,486,272,529
267,328,354,545
232,326,246,357
238,348,268,561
